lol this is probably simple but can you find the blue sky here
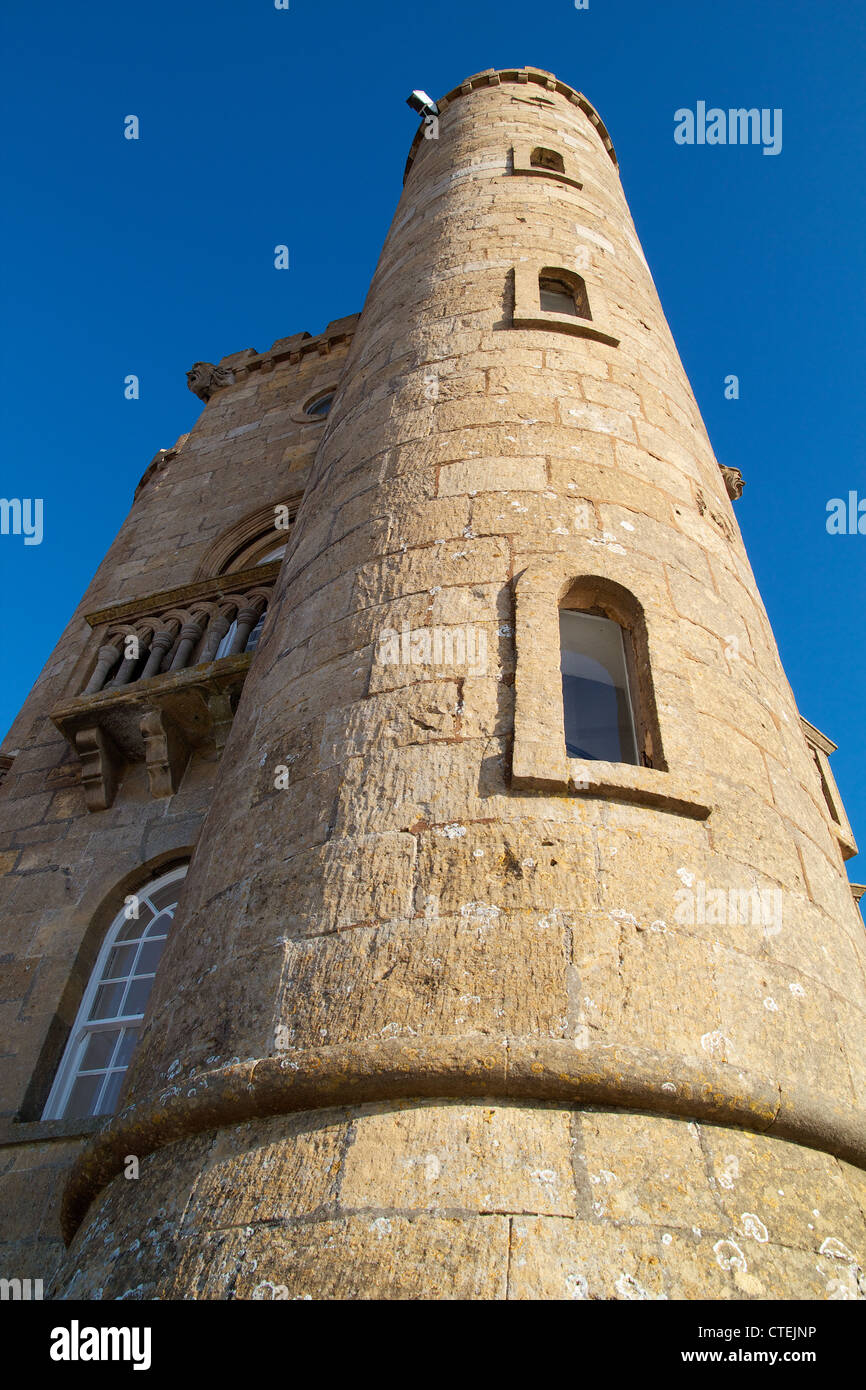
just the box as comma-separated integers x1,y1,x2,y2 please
1,0,863,879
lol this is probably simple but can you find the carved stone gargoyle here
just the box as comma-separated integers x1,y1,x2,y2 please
186,361,235,402
719,464,745,501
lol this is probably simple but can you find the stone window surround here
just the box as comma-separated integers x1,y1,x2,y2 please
801,717,858,861
512,260,621,346
511,556,712,820
194,494,303,579
290,385,340,426
511,140,583,189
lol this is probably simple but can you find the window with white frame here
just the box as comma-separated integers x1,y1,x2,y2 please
42,865,187,1121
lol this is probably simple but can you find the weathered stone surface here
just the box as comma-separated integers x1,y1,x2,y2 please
3,66,864,1301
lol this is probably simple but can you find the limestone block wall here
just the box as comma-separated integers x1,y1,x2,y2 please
46,68,866,1299
0,328,355,1282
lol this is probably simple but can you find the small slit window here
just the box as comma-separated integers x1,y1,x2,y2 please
539,270,591,320
530,146,565,174
42,866,187,1121
560,610,639,765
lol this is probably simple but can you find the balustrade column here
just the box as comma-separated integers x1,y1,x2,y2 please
199,614,231,663
83,644,121,695
169,622,204,672
227,605,260,656
106,644,145,689
140,631,175,680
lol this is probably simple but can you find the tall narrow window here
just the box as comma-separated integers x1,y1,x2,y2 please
42,866,187,1120
560,610,638,764
539,269,591,319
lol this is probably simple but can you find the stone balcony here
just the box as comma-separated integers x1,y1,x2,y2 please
50,564,279,811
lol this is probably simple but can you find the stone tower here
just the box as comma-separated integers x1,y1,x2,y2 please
1,68,864,1301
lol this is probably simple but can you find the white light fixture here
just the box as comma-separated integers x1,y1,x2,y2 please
406,90,439,119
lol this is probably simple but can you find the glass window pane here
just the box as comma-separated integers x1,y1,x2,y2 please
88,980,126,1021
43,864,188,1124
115,1027,141,1068
215,620,237,659
560,611,638,765
144,910,172,939
255,545,286,565
147,882,181,913
134,938,166,975
539,276,578,315
120,975,156,1018
80,1028,122,1071
244,614,265,652
65,1073,103,1119
102,943,137,981
96,1070,127,1116
115,912,147,942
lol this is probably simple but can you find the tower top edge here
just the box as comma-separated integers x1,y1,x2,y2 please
403,67,618,184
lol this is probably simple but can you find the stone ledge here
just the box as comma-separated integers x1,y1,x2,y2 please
571,758,710,818
60,1038,866,1245
512,311,621,346
0,1115,103,1148
511,744,711,819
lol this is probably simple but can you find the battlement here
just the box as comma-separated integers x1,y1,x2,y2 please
403,66,619,184
186,312,361,403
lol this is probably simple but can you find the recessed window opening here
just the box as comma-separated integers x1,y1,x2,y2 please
539,269,591,320
560,610,638,764
42,866,187,1121
530,146,565,173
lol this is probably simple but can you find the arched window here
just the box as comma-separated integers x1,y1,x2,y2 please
42,865,187,1120
530,146,565,174
192,496,301,580
539,269,591,320
560,611,638,764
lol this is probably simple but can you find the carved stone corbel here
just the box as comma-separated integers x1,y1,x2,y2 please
206,690,235,753
720,465,745,501
73,727,122,812
141,709,191,798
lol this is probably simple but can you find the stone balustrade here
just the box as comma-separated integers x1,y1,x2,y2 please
50,567,278,811
81,577,273,697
